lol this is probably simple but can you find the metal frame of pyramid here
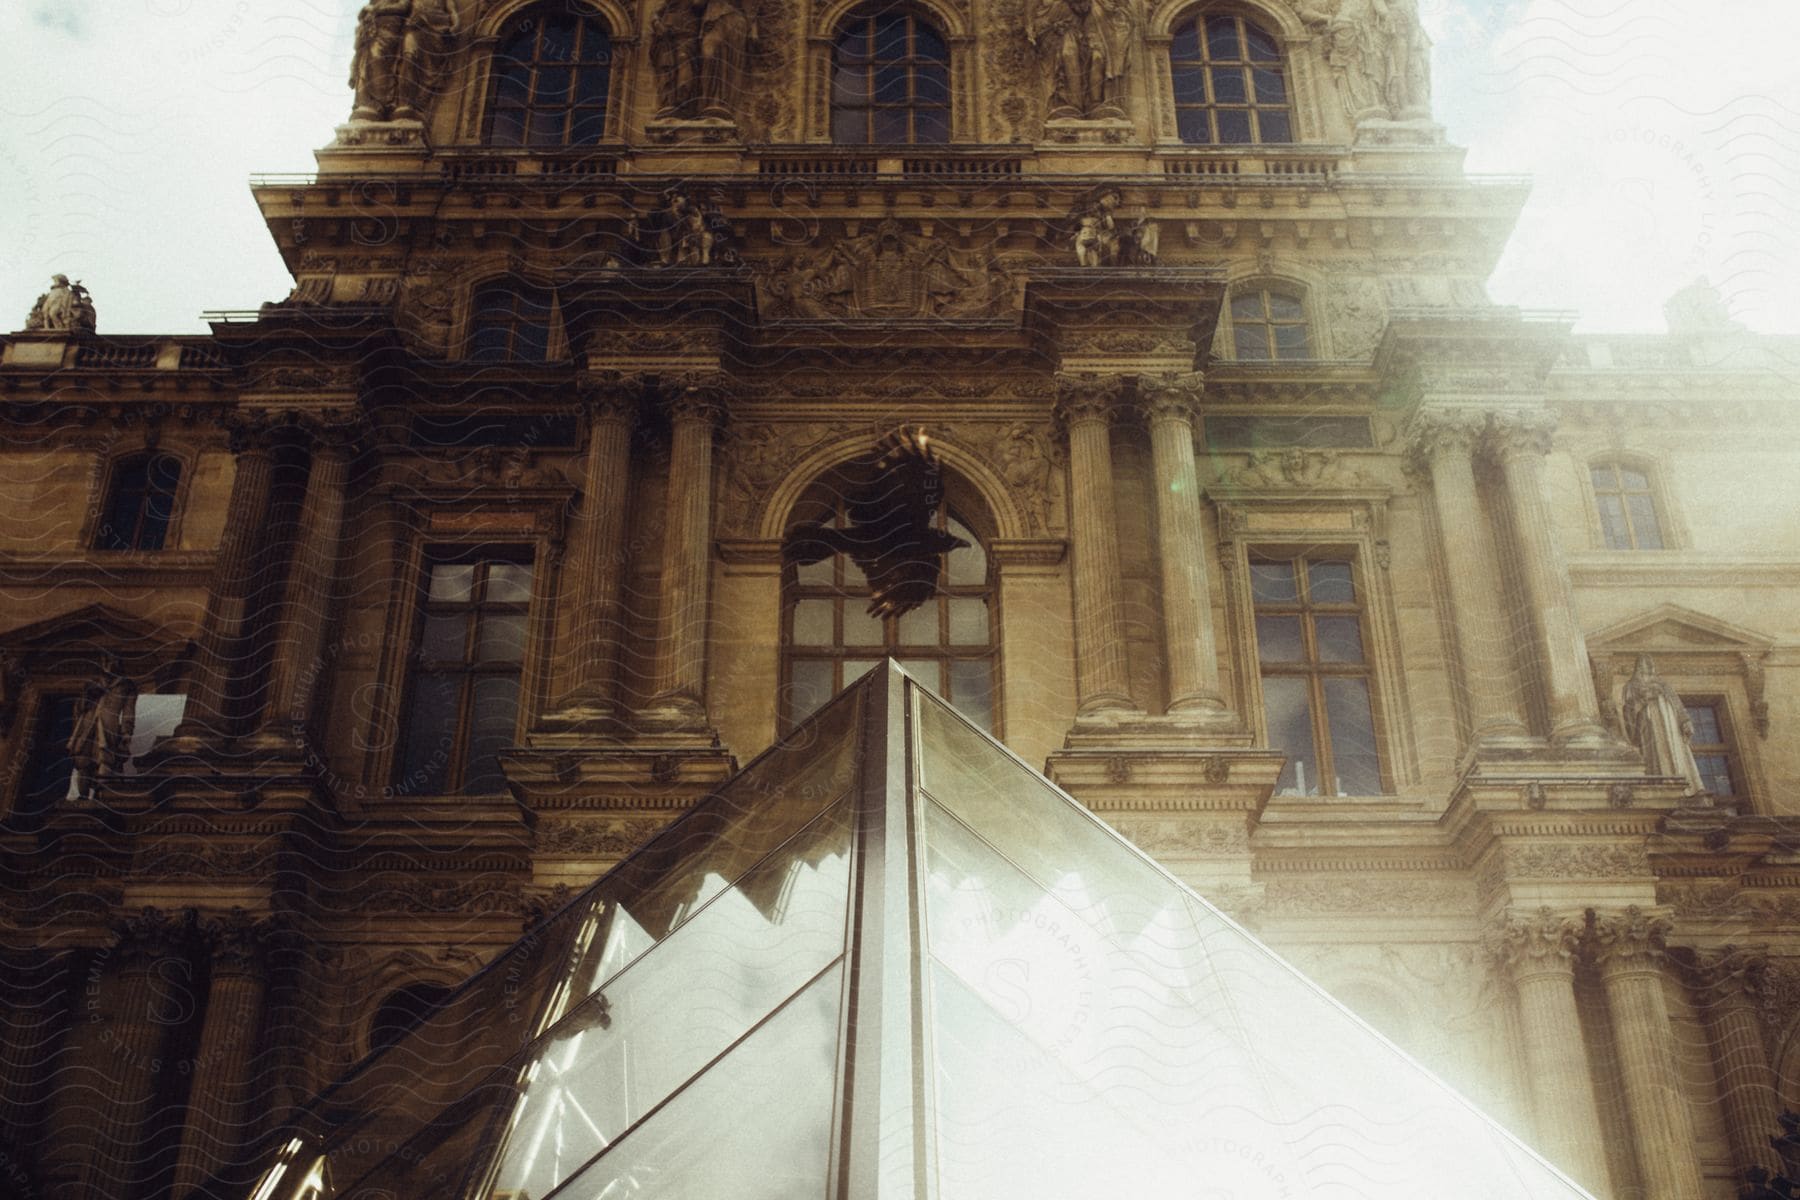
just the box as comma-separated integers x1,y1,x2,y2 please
246,661,1595,1200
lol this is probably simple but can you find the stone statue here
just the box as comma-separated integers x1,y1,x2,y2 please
1027,0,1137,120
651,188,734,266
1620,655,1707,796
67,665,138,799
25,274,96,333
650,0,753,118
349,0,412,121
1664,277,1744,335
1071,188,1156,266
397,0,461,120
1000,421,1055,533
1300,0,1431,121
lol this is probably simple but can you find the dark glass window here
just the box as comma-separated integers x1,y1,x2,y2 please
369,983,454,1056
469,283,558,362
785,506,995,732
484,6,613,147
1231,287,1311,361
12,693,80,828
1591,462,1665,549
1170,11,1292,145
831,9,951,145
1253,555,1383,796
398,557,534,795
96,454,181,550
1684,700,1742,797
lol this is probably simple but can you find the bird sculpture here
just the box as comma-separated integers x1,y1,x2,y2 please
783,427,970,620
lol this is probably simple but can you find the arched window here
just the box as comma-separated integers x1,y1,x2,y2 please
368,982,454,1056
95,453,181,551
1590,461,1666,549
1230,285,1311,360
484,5,612,147
468,282,559,361
831,8,951,145
1170,10,1292,145
784,492,996,731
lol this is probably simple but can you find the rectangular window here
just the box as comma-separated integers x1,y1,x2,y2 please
13,693,81,826
1683,699,1742,797
397,556,534,795
1251,555,1382,797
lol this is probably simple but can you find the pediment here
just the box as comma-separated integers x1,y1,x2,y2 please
0,603,190,676
1586,604,1773,655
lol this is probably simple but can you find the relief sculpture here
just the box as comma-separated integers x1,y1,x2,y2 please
759,221,1008,319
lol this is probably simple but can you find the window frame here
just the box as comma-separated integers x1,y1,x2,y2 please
481,3,616,149
1168,8,1294,146
1681,694,1745,799
1586,457,1679,551
829,5,953,146
465,280,565,363
90,450,188,552
779,500,999,736
1227,284,1313,362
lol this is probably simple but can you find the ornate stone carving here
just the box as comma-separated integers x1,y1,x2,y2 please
1607,781,1636,808
1213,448,1372,490
1522,781,1547,810
1486,907,1582,976
1027,0,1138,120
1402,406,1484,472
1503,842,1651,880
350,0,459,123
25,274,97,333
537,819,664,858
199,909,283,973
1052,373,1124,427
576,371,647,423
111,905,202,967
1323,276,1387,359
649,0,754,119
1262,878,1466,915
1136,371,1204,423
759,220,1008,319
67,660,138,800
1070,187,1157,266
662,373,730,424
1590,905,1673,972
994,420,1060,535
1482,409,1557,460
1621,655,1707,795
1299,0,1432,122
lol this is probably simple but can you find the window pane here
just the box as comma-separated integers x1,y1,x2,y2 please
945,525,986,585
1619,467,1650,491
1314,616,1364,663
873,13,908,59
872,63,909,103
1210,68,1247,104
399,674,460,795
832,66,867,106
493,62,532,107
948,598,988,646
1323,677,1381,796
836,24,870,61
1205,15,1240,59
576,64,611,105
912,106,950,144
1231,291,1266,320
476,612,529,664
871,107,908,143
1215,108,1253,144
1255,616,1304,663
1590,464,1617,491
1234,324,1269,360
420,613,467,663
793,599,834,646
1176,108,1211,144
486,563,534,603
464,675,520,793
1249,561,1297,603
1262,676,1317,796
527,108,566,146
1308,561,1355,603
1695,754,1734,796
1684,703,1721,744
1252,67,1287,103
898,659,945,693
1266,292,1305,321
788,660,832,723
1626,494,1663,548
1597,495,1631,549
533,67,572,104
899,602,939,647
1273,322,1311,359
914,22,947,60
833,106,868,143
1256,109,1292,145
842,659,880,687
487,106,525,146
17,694,81,821
1244,21,1280,62
842,603,884,646
430,564,476,603
797,555,835,586
1172,66,1207,104
949,660,995,732
913,68,950,106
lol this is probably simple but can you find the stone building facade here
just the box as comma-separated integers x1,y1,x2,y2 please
0,0,1797,1197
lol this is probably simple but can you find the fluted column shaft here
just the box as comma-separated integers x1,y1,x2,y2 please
1490,909,1612,1193
173,913,273,1198
1688,948,1783,1177
1140,376,1224,715
1487,412,1608,742
642,382,723,729
1593,908,1705,1200
0,949,76,1160
179,431,276,739
1409,410,1529,740
260,432,354,739
1056,376,1138,717
556,381,639,720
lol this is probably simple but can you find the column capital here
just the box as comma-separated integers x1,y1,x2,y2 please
198,908,287,976
1052,372,1125,429
287,408,371,456
662,372,729,425
1486,906,1584,980
1483,407,1558,461
1590,905,1674,975
1136,370,1205,425
110,905,201,968
575,370,647,423
1674,943,1770,1003
1403,406,1487,471
223,411,282,456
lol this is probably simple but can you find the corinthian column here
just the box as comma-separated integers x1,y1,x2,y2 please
639,377,725,732
1138,373,1226,718
256,416,359,746
1591,907,1705,1200
1406,408,1529,742
1487,908,1612,1194
549,374,641,728
1485,411,1609,743
1055,374,1140,718
176,419,277,742
1681,946,1783,1179
172,910,276,1198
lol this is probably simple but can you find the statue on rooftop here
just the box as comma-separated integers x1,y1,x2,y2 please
25,274,96,333
350,0,412,121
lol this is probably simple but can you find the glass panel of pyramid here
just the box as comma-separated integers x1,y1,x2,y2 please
244,663,1593,1200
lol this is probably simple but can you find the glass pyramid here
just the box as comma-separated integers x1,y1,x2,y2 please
246,662,1593,1200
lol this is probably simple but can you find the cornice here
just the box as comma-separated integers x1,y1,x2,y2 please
1568,555,1800,590
0,550,219,589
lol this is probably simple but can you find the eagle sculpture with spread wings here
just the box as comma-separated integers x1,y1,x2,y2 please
783,427,970,619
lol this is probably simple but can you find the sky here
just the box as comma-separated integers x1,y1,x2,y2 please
0,0,1795,335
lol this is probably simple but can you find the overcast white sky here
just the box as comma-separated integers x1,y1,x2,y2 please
1,0,1795,334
